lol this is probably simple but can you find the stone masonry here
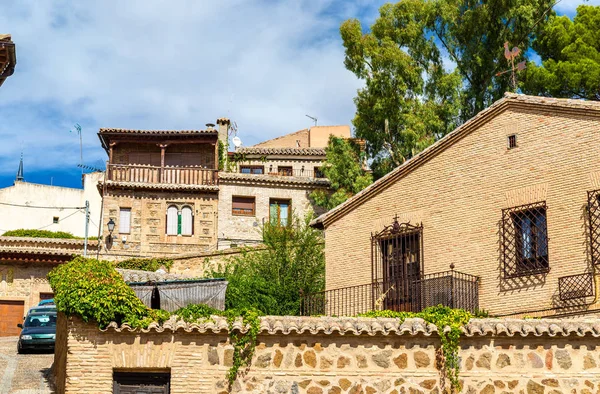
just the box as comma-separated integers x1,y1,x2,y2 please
56,314,600,394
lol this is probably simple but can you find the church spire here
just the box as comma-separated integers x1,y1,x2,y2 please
15,151,24,182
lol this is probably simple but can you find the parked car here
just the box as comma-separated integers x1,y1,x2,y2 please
17,311,57,354
26,305,57,317
38,299,54,306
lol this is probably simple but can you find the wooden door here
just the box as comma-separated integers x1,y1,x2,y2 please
0,300,25,336
380,232,421,311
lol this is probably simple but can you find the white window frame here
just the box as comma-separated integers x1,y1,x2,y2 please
119,208,131,234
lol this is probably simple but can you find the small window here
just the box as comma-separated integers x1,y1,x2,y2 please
240,166,264,175
501,202,549,277
278,166,293,176
508,134,517,149
181,206,193,236
166,206,178,235
232,196,255,216
119,208,131,234
52,217,59,224
270,199,291,226
113,371,170,394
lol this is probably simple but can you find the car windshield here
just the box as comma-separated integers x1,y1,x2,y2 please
24,314,57,328
29,307,56,314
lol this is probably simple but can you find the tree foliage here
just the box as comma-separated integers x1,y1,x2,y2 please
310,136,372,210
341,0,554,177
522,5,600,100
206,214,325,316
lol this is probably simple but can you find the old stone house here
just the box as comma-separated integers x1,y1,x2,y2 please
98,121,348,254
0,236,94,336
217,125,349,249
309,93,600,318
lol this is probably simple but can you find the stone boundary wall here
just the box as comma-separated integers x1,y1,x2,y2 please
55,315,600,394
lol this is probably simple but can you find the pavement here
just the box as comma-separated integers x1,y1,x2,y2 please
0,337,53,394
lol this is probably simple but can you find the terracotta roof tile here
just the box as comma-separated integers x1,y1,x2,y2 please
99,128,217,135
101,316,600,337
218,172,330,186
235,147,326,156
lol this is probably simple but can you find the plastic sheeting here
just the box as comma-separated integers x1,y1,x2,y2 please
129,278,228,312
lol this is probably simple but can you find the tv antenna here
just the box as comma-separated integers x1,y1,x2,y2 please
305,114,318,126
496,42,526,91
77,163,104,172
70,123,83,174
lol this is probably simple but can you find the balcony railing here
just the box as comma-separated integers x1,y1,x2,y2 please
108,164,218,186
300,269,480,316
265,169,326,178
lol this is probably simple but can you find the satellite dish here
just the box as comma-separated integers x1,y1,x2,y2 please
232,136,242,148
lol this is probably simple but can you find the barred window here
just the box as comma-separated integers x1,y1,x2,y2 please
501,202,549,278
588,189,600,266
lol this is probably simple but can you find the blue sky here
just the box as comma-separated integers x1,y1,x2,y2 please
0,0,596,189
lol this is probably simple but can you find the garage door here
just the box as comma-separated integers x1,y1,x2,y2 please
0,300,25,337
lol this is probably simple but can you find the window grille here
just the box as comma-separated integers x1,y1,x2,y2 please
558,273,594,301
501,202,549,278
588,189,600,266
507,134,517,149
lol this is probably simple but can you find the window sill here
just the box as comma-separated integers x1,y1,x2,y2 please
232,213,256,217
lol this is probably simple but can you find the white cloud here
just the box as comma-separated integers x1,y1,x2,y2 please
0,0,372,175
554,0,600,15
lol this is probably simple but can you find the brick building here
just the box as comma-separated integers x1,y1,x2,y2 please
309,93,600,318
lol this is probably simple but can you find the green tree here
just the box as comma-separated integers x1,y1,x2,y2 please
522,5,600,100
206,214,324,316
311,136,373,210
341,0,554,177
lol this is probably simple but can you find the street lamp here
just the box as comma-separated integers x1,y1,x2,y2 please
107,218,115,235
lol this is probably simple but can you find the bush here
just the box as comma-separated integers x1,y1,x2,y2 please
47,256,165,328
206,213,325,316
2,229,98,240
115,257,173,272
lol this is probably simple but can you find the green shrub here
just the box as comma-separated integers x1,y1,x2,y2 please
47,256,165,328
2,229,98,240
174,303,220,322
115,257,173,272
206,213,325,316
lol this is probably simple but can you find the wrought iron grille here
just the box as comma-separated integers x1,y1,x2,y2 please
300,270,480,316
501,202,549,278
588,189,600,267
371,217,423,311
558,273,594,301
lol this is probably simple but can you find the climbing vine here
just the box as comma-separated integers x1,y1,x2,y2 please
115,257,173,272
359,306,475,392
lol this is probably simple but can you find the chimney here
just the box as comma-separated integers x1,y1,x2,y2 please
216,118,231,147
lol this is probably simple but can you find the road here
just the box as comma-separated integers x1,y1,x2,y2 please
0,337,53,394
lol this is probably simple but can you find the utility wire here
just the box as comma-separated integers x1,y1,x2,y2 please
36,209,83,230
0,201,85,210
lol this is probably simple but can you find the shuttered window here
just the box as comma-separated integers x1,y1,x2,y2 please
119,208,131,234
232,196,255,216
181,206,193,236
269,199,291,226
166,206,178,235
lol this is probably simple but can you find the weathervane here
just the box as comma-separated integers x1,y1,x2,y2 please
496,42,526,91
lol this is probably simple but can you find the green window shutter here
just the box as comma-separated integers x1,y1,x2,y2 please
177,212,182,235
270,202,278,225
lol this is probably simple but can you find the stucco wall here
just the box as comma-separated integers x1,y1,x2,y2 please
0,172,103,237
0,263,53,311
56,315,600,394
323,106,600,317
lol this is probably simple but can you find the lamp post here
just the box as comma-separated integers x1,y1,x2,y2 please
107,218,115,238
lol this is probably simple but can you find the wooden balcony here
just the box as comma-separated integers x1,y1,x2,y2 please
108,164,218,186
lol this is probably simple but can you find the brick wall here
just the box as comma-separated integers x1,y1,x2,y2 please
101,188,218,255
56,315,600,394
323,106,600,317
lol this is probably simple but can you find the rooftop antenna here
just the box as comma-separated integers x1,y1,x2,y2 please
70,123,83,175
305,114,318,127
496,42,526,91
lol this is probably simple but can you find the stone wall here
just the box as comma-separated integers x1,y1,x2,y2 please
55,315,600,394
169,244,265,276
101,188,218,255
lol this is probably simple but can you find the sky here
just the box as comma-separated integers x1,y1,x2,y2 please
0,0,596,189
